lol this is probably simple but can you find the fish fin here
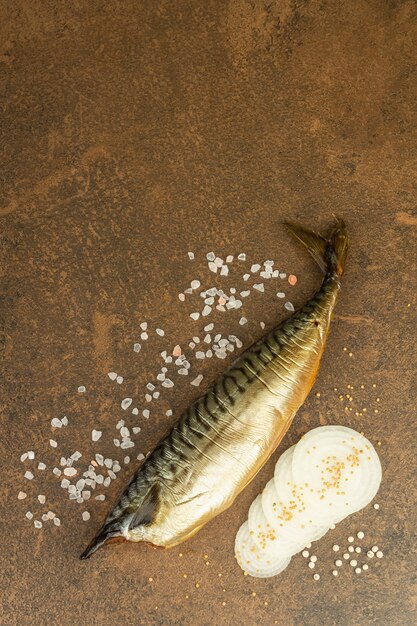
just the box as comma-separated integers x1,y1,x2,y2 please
80,527,124,560
284,217,348,277
128,482,161,530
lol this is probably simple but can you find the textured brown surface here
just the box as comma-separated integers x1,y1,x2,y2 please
1,1,417,625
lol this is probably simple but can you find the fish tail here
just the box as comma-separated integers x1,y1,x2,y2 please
79,524,124,559
284,217,348,277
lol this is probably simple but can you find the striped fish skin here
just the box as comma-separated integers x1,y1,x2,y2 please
81,219,348,558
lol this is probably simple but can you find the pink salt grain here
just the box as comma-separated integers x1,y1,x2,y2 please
288,275,297,286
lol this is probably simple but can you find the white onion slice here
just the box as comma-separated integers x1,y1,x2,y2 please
234,521,291,578
292,426,382,524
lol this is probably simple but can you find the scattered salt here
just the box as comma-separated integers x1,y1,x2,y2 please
156,328,165,336
108,372,117,381
116,376,124,384
121,398,133,410
191,375,204,387
78,386,86,393
133,343,141,352
82,511,90,521
284,302,295,312
50,440,57,448
25,511,33,520
38,495,46,504
18,491,27,500
24,471,34,480
51,418,62,428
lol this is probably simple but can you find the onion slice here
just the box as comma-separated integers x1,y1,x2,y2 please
234,521,291,578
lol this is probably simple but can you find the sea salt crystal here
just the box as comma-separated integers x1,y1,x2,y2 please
53,467,62,477
276,292,285,298
253,283,264,292
191,375,204,387
133,343,141,352
204,323,214,332
95,495,106,501
260,322,265,329
206,252,215,261
162,379,174,388
34,521,42,529
108,372,117,381
145,394,152,402
25,511,33,520
24,471,34,480
226,255,234,263
92,430,102,442
64,467,77,477
243,273,250,281
208,262,217,273
140,322,148,330
78,386,86,393
20,453,28,462
143,409,150,419
196,351,205,359
284,302,295,312
190,312,200,320
156,328,165,336
240,290,250,297
188,252,194,260
141,332,148,340
239,317,248,325
191,280,200,289
50,439,58,448
51,418,62,428
132,408,139,415
116,376,124,384
166,410,173,417
53,517,61,526
82,511,90,521
38,494,46,504
18,491,27,500
121,440,135,449
121,398,133,410
238,253,246,261
61,479,70,489
220,265,229,276
178,293,185,301
137,453,145,461
202,305,212,316
61,416,68,426
251,264,261,273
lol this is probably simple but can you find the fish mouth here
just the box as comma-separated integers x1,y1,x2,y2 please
80,529,125,559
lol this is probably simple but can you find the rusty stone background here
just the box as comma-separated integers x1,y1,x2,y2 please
1,1,416,625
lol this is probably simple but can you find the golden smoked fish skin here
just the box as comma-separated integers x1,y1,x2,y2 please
81,219,348,558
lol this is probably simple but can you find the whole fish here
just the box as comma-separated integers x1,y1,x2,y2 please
81,218,348,558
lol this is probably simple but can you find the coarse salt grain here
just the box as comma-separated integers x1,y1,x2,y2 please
18,491,27,500
116,376,124,384
82,511,90,521
92,430,102,442
276,292,285,298
140,322,147,330
34,520,42,529
284,302,295,312
191,375,204,387
78,386,86,393
51,418,62,428
24,471,34,480
188,252,194,260
121,398,133,410
156,328,165,336
133,343,141,352
38,462,46,470
25,511,33,520
108,372,117,380
63,467,77,477
38,495,46,504
239,317,247,325
50,439,58,448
